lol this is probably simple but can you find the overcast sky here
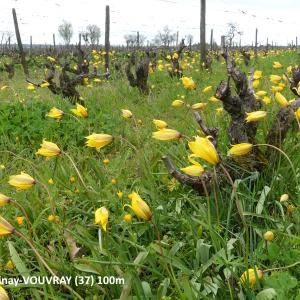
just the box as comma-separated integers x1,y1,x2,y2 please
0,0,299,46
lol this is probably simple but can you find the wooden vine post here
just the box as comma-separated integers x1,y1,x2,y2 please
200,0,206,63
254,28,258,59
12,8,29,76
104,5,110,73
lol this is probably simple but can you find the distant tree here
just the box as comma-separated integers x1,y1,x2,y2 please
153,26,176,47
186,34,193,46
124,33,146,48
226,23,238,47
86,24,101,45
58,20,73,45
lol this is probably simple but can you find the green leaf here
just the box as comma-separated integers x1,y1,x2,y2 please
7,241,30,278
256,186,271,214
141,281,152,299
264,272,297,299
256,288,277,300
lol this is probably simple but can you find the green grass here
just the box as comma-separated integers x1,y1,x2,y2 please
0,49,300,299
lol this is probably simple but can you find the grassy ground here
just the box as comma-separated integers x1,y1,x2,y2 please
0,49,300,299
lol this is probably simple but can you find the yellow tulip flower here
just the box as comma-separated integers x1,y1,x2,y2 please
202,86,212,93
36,139,61,158
263,231,274,241
0,286,9,300
129,192,152,221
85,133,113,150
245,111,267,123
228,143,253,156
121,109,133,119
0,216,15,237
172,100,185,107
191,102,207,111
27,83,35,91
95,207,109,232
255,91,267,97
253,70,262,79
269,75,281,84
181,164,204,176
188,136,219,165
0,194,11,207
71,104,88,118
9,172,36,190
295,107,300,120
239,267,263,287
272,61,282,69
275,92,289,107
47,107,64,120
181,76,196,90
152,128,181,141
40,81,50,88
153,119,168,129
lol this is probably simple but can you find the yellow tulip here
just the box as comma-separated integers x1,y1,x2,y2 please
85,133,113,150
295,108,300,120
181,164,204,176
255,91,267,97
280,194,289,202
191,102,207,111
292,84,300,96
71,104,88,118
0,285,9,300
47,56,56,62
262,96,271,105
0,216,15,237
124,214,132,222
272,61,282,69
9,172,36,190
271,85,284,93
95,207,109,232
275,92,289,107
202,86,212,93
253,70,262,79
209,96,219,102
121,109,133,119
188,136,219,165
239,268,263,287
252,79,260,89
40,81,50,88
0,194,11,207
269,75,281,84
27,83,35,91
181,76,196,90
129,192,152,221
47,107,64,120
216,107,224,114
152,128,181,141
153,119,168,129
36,139,61,158
228,143,253,156
245,111,267,123
263,231,274,241
172,52,179,60
172,99,185,107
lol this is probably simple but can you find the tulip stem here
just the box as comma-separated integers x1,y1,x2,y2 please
63,151,89,191
254,144,298,184
15,230,84,300
10,199,32,235
98,228,103,252
219,164,246,227
151,220,164,256
264,260,300,273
